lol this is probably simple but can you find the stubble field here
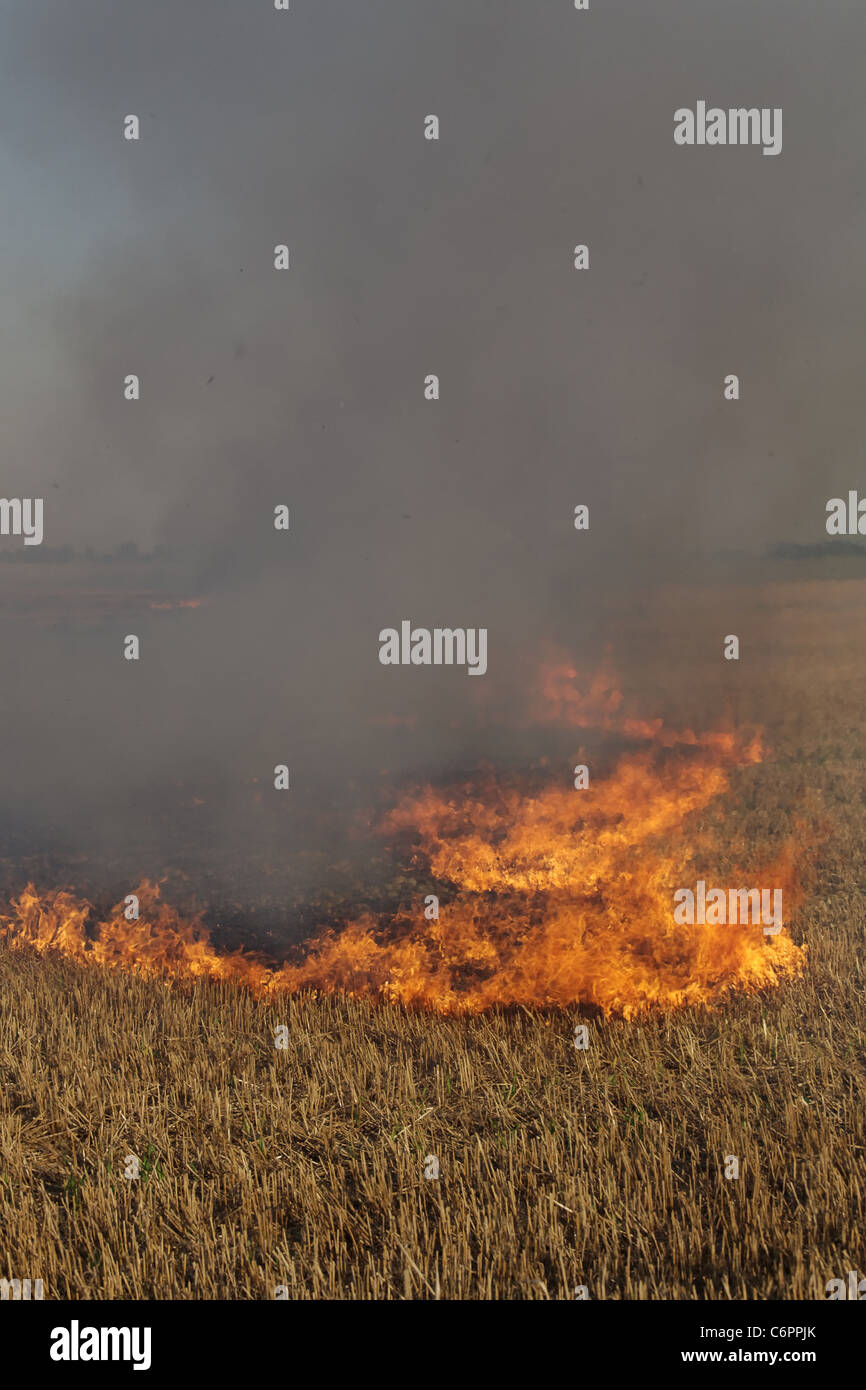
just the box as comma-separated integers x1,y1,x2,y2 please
1,578,864,1299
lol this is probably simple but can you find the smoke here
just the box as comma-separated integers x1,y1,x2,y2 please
0,0,861,893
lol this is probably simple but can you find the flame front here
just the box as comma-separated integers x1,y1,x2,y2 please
0,663,807,1016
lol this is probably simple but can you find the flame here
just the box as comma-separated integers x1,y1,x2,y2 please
0,662,807,1016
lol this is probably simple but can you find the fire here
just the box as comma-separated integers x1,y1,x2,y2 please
0,662,807,1016
1,881,280,992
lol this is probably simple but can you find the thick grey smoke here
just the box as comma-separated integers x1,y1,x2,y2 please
0,1,861,901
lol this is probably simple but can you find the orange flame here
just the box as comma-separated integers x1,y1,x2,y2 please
0,662,807,1016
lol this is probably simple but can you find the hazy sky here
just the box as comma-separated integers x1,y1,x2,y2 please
0,1,862,864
